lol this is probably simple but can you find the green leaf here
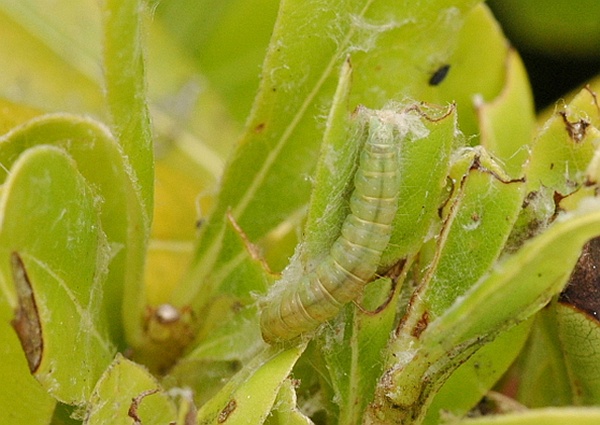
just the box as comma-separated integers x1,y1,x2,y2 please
0,114,145,348
476,48,535,178
321,276,401,424
423,148,525,318
195,345,306,425
450,407,600,425
102,0,154,347
156,0,281,122
265,378,315,425
0,145,115,405
85,354,177,425
508,86,600,409
0,0,102,83
526,88,600,196
365,146,525,424
380,199,600,422
102,0,153,225
518,238,600,407
516,306,574,407
0,297,55,424
300,57,356,264
423,320,531,425
0,0,104,114
425,4,520,139
554,303,600,404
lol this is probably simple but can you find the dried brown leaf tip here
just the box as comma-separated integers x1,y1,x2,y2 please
559,237,600,321
10,252,43,373
128,389,159,425
559,111,590,143
218,399,237,423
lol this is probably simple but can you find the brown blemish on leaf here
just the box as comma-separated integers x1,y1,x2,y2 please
411,311,429,338
227,209,274,274
404,101,456,123
559,111,590,143
10,252,43,373
559,237,600,322
128,389,159,425
218,399,237,423
254,122,266,133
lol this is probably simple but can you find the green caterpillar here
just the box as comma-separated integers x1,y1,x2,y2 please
260,106,427,342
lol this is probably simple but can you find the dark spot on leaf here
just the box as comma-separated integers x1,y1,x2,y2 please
559,237,600,322
559,111,590,143
469,392,526,417
553,191,566,206
521,191,537,208
128,389,159,425
584,176,598,187
218,399,237,423
231,301,244,313
411,311,429,338
254,122,266,133
428,64,450,86
10,252,43,373
473,395,495,416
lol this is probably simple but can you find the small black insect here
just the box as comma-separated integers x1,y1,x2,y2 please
428,64,451,86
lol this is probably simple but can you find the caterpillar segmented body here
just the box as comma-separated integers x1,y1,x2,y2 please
260,106,426,343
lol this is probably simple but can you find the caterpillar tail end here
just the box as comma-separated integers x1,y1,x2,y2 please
259,307,298,344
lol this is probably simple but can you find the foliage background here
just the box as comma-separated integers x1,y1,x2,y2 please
0,0,599,424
